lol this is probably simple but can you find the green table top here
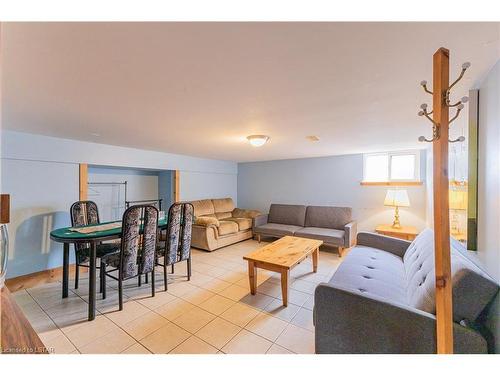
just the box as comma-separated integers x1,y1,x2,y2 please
50,218,168,242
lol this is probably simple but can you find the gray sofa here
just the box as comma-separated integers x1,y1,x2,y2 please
314,229,499,353
253,204,356,255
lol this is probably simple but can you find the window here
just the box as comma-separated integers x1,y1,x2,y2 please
363,151,420,183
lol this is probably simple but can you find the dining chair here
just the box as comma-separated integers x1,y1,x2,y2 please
100,204,159,310
70,200,121,291
156,202,194,291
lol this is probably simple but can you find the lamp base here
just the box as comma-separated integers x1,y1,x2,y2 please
391,206,402,229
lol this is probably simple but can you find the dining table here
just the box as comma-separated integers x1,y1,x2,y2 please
50,217,168,321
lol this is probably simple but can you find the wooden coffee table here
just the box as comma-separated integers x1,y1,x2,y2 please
243,236,323,306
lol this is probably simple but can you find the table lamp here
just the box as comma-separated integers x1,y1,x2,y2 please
384,189,410,229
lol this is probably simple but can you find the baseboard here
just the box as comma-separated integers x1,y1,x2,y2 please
5,265,88,293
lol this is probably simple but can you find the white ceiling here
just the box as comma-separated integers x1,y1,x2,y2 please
1,22,499,162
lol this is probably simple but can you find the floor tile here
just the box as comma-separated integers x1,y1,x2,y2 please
122,311,170,340
64,315,117,348
154,299,196,321
140,322,190,354
121,343,152,354
290,279,317,294
218,284,249,301
216,271,247,284
290,307,314,331
221,329,273,354
181,287,215,306
239,293,275,310
104,300,150,327
276,324,315,354
302,295,314,310
173,306,216,333
245,312,288,342
266,343,294,354
199,294,235,315
200,278,232,293
166,281,199,297
264,299,301,322
42,331,77,354
136,290,177,310
220,302,260,327
195,317,241,349
78,326,135,354
169,336,219,354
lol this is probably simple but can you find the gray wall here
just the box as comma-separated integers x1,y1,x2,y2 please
238,151,427,232
158,170,173,212
476,60,500,353
1,131,237,278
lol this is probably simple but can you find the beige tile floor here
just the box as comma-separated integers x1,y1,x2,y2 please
13,239,342,354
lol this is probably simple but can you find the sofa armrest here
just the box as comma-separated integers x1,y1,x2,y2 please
194,216,220,227
314,284,487,354
344,221,357,248
356,231,411,258
232,208,261,219
253,214,269,228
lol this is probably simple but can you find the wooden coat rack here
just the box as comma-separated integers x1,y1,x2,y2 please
418,47,470,354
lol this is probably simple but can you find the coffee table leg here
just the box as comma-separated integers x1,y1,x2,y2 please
312,247,319,273
248,261,257,295
62,243,69,298
281,269,289,307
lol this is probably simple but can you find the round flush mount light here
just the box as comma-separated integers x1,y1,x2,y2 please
246,135,269,147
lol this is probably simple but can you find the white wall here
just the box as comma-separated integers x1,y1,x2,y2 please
238,151,427,232
1,131,237,277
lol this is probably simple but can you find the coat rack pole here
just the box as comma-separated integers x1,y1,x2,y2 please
432,47,454,354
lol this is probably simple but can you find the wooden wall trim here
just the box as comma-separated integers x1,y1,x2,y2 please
5,264,85,293
173,170,180,202
79,164,88,201
0,194,10,224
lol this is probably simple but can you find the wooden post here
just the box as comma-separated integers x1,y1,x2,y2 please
432,47,454,354
173,170,180,202
0,194,10,224
79,164,88,201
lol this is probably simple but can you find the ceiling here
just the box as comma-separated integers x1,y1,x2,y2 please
1,22,499,162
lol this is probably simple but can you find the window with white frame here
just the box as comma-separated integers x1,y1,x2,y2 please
363,151,421,183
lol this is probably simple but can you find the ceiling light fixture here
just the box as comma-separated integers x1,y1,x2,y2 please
306,135,320,142
247,135,269,147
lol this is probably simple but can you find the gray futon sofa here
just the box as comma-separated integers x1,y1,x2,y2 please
253,204,356,255
314,229,499,353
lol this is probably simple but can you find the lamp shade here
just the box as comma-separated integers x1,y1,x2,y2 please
384,189,410,207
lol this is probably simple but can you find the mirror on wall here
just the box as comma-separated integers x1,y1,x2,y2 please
448,89,478,250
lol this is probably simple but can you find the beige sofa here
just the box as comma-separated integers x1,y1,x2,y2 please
190,198,261,251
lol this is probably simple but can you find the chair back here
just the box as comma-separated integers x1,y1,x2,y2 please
119,205,159,279
70,201,100,256
165,202,194,264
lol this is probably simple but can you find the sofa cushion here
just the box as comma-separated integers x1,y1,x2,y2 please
305,206,352,230
224,217,253,231
215,212,232,220
404,229,499,323
328,246,408,305
254,223,302,237
191,199,215,217
195,216,220,227
232,208,261,219
268,204,307,226
295,227,345,246
218,220,239,236
213,198,235,214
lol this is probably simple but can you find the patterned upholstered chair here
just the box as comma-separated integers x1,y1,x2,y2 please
156,202,194,291
70,201,121,291
100,205,159,310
